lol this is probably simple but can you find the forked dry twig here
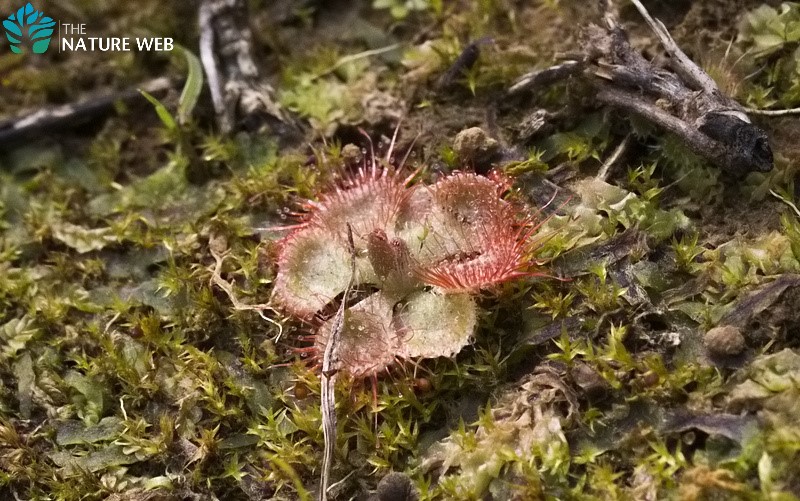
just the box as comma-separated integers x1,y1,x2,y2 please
510,0,775,177
208,244,284,341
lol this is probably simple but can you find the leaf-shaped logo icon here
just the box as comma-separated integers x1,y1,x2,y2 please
3,3,55,54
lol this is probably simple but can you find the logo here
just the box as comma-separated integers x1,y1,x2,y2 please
3,3,55,54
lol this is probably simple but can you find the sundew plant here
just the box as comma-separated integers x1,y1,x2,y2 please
271,143,552,379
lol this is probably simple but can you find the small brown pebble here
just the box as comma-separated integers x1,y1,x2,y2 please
639,370,660,388
341,143,364,167
413,377,432,394
704,325,745,357
208,233,228,256
453,127,500,167
293,383,308,400
376,472,418,501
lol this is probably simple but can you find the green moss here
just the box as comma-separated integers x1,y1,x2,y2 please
4,1,800,499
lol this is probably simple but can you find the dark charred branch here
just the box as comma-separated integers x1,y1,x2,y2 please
510,0,774,177
508,61,582,95
0,77,174,152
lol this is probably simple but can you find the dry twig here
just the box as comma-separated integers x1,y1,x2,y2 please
510,0,774,177
319,224,357,501
0,77,174,150
209,241,284,341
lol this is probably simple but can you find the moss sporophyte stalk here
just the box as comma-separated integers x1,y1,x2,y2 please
270,144,555,379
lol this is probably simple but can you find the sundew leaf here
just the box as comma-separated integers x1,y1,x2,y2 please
395,289,477,359
271,226,374,318
315,290,399,378
311,288,479,377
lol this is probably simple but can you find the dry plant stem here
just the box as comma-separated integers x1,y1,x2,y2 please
319,224,357,501
208,247,284,341
198,0,298,138
770,189,800,219
594,85,727,158
597,133,632,181
198,3,225,126
626,0,719,94
507,61,581,95
746,107,800,116
0,77,173,148
311,44,401,82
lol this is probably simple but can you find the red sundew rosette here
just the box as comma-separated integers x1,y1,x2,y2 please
270,166,543,378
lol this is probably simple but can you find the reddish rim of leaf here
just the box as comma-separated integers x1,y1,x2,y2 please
271,164,415,318
270,225,354,319
413,172,546,292
289,164,416,244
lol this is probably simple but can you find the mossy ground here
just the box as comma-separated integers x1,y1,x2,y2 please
2,0,800,499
